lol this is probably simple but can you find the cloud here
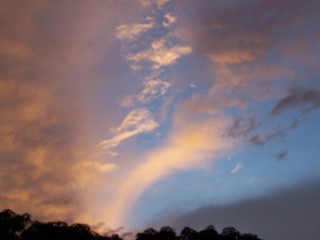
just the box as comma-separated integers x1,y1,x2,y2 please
157,0,171,8
75,161,117,173
174,0,320,153
249,130,284,146
103,114,233,227
177,0,320,91
139,0,152,7
120,79,171,106
0,0,147,224
99,108,159,150
230,163,242,174
272,87,320,115
182,92,246,115
163,13,176,28
274,150,288,161
162,178,320,240
138,79,171,103
127,39,192,70
115,22,154,41
225,117,259,139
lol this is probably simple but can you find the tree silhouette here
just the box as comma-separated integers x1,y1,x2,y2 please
158,226,177,240
136,227,158,240
0,209,31,240
180,226,198,240
0,209,262,240
240,233,262,240
221,227,241,240
198,225,220,240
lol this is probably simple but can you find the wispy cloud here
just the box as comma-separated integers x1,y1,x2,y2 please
157,0,171,7
272,88,320,115
231,163,242,174
274,150,288,161
249,130,285,146
104,113,233,226
115,22,154,41
226,117,259,139
163,13,176,28
119,79,171,106
0,0,148,224
128,39,192,70
99,108,159,150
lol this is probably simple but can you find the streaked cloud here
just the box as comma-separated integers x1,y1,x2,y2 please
138,79,171,103
139,0,152,7
105,113,233,226
1,0,320,237
157,0,171,8
119,79,171,106
99,108,159,150
272,87,320,115
231,163,242,174
75,161,117,173
274,151,288,161
127,39,192,69
163,13,176,28
0,0,147,225
139,0,171,8
226,117,259,139
249,131,284,146
115,22,154,41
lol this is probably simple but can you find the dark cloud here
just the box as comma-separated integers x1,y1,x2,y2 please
289,119,299,129
225,116,259,138
177,0,320,95
272,88,320,115
274,150,288,161
224,117,285,147
249,130,285,146
160,178,320,240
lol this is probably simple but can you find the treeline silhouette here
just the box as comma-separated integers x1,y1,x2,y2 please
0,209,262,240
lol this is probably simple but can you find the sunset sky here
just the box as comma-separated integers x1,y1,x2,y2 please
1,1,320,240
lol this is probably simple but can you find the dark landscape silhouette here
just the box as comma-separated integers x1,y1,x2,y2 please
0,209,262,240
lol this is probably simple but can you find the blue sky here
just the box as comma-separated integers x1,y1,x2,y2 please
0,1,320,240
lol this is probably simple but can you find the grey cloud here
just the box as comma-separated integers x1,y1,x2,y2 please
225,117,284,147
178,0,320,61
177,0,320,95
289,119,299,130
274,150,288,161
272,88,320,115
161,178,320,240
249,130,284,146
225,116,259,138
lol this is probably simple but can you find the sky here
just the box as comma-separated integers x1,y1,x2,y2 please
0,0,320,239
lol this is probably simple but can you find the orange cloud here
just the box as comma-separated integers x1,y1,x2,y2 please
101,114,233,227
0,0,148,225
127,39,192,70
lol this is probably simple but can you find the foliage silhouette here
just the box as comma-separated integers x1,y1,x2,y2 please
0,209,262,240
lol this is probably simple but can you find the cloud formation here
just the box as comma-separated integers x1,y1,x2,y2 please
115,22,154,41
177,0,320,90
103,113,233,227
0,0,147,224
230,163,242,174
1,0,320,235
99,108,159,150
128,39,192,70
163,178,320,240
272,87,320,115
